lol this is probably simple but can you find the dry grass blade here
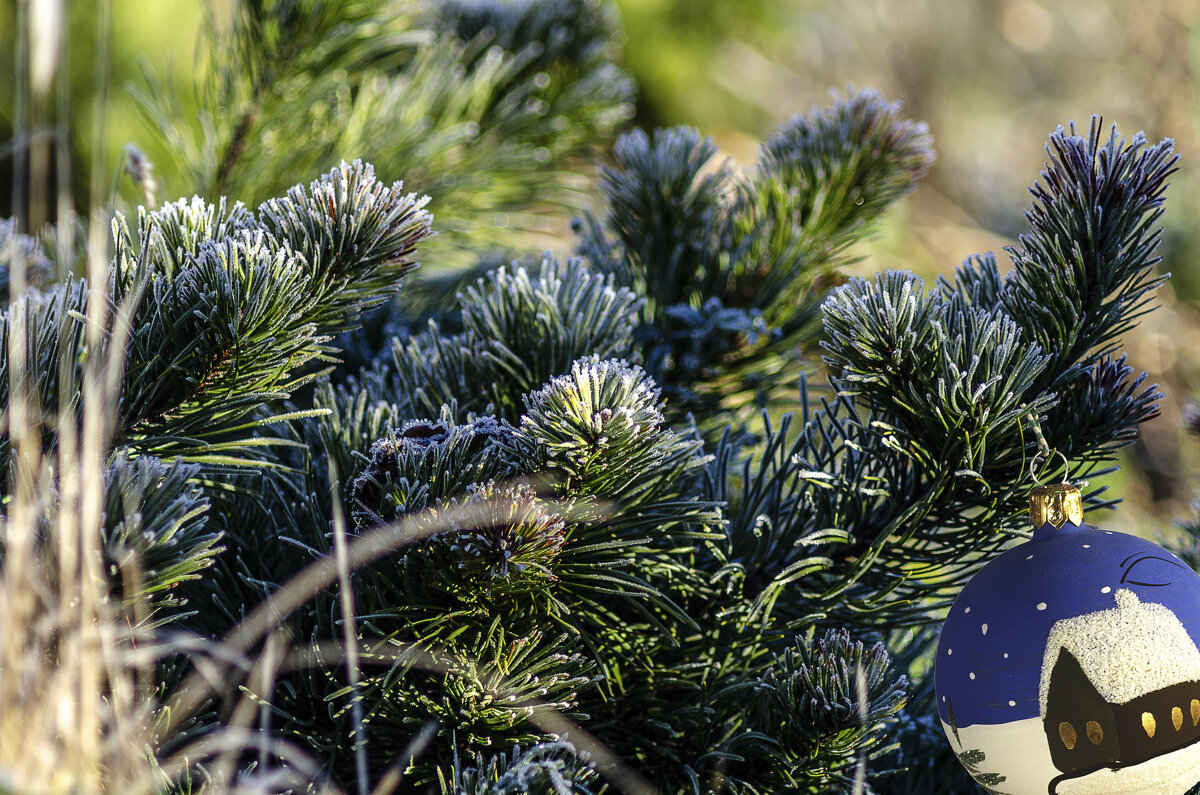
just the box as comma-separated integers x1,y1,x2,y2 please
0,0,157,790
0,3,185,790
330,460,371,795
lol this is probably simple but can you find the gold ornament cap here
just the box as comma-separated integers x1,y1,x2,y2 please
1029,483,1084,529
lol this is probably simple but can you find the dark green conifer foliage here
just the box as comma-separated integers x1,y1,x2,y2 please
0,2,1182,791
100,453,217,625
575,90,935,428
440,740,602,795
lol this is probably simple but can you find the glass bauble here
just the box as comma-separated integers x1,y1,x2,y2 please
936,484,1200,795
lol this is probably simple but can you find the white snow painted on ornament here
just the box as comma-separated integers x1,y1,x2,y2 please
1003,652,1009,658
964,606,971,614
1038,602,1048,611
1101,586,1111,594
942,716,1058,794
1054,738,1200,794
1008,700,1015,706
1083,544,1091,549
1038,589,1200,711
981,623,988,636
946,712,1200,795
969,672,975,680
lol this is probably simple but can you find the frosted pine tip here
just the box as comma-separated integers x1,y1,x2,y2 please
1030,482,1084,529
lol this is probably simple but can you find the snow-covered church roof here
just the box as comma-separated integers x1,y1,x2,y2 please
1038,588,1200,714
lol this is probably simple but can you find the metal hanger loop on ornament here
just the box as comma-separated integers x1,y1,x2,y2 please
1028,450,1083,528
1029,449,1070,487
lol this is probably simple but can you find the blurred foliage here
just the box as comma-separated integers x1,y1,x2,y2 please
6,1,1199,276
0,0,205,224
6,0,1198,296
613,0,1199,256
1,0,633,269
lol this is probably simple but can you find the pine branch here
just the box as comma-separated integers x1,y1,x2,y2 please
352,412,518,525
110,160,432,462
735,628,908,790
255,160,432,327
689,119,1172,653
750,89,934,299
1002,120,1175,382
101,453,219,626
459,260,643,417
388,257,642,421
0,279,88,462
822,270,1054,471
576,89,934,429
442,739,602,795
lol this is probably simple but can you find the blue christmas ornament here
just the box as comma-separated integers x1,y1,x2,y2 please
936,480,1200,794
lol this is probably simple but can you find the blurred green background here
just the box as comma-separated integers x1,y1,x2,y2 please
3,0,1199,532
